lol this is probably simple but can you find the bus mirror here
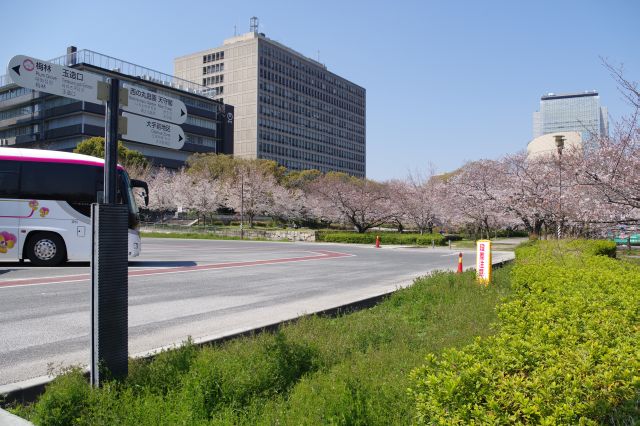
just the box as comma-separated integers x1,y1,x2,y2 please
130,179,149,207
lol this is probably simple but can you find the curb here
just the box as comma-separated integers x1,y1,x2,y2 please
0,407,34,425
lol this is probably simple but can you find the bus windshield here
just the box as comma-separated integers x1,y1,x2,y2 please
119,170,139,216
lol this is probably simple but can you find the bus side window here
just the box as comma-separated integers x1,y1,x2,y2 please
0,161,19,197
21,162,100,217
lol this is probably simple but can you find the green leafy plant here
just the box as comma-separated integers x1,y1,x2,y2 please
410,240,639,424
316,231,447,246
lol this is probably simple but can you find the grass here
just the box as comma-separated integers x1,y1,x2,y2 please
618,248,640,266
11,267,513,425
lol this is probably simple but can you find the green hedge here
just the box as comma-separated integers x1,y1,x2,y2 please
410,240,639,424
316,231,447,246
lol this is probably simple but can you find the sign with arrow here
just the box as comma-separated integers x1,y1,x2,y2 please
121,112,185,150
122,83,187,125
7,55,103,104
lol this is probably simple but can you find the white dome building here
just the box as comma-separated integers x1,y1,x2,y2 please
527,131,582,159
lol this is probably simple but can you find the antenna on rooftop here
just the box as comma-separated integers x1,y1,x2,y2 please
250,16,259,34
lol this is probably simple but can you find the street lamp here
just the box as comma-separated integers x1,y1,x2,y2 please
554,135,565,239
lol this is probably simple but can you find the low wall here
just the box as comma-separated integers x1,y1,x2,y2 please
141,226,316,242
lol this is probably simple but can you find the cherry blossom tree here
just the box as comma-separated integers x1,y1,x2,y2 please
223,159,286,227
308,172,394,233
385,179,411,233
569,64,640,227
401,167,444,234
146,167,176,212
268,184,306,224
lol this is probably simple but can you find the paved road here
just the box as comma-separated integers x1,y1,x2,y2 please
0,238,513,388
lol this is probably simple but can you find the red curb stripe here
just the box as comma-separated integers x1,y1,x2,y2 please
0,250,353,289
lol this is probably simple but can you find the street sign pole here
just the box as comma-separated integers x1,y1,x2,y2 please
90,77,129,387
7,55,186,387
104,78,120,204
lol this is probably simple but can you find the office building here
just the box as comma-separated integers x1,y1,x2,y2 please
174,19,366,177
0,47,234,168
532,91,608,140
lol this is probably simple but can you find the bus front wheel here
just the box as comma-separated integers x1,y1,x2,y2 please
26,232,67,266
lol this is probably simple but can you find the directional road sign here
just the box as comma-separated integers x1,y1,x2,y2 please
122,83,187,125
7,55,103,104
121,112,185,150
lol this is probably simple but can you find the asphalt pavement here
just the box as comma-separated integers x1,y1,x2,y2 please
0,238,513,389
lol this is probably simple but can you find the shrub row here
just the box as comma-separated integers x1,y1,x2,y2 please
410,240,639,424
316,231,447,245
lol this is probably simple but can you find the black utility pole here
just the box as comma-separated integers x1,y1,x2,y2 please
91,78,129,387
104,78,120,204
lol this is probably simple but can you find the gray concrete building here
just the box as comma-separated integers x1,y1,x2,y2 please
174,21,366,177
0,48,234,168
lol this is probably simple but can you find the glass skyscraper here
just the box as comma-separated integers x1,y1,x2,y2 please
532,92,608,140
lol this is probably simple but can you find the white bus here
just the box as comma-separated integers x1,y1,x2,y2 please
0,147,148,266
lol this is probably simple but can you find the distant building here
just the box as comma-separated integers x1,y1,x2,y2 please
527,131,582,159
0,47,234,168
532,91,608,141
174,18,366,177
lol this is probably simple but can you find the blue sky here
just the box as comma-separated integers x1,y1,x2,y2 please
2,0,638,180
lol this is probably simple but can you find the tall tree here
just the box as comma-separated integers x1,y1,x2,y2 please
74,137,149,170
308,172,394,233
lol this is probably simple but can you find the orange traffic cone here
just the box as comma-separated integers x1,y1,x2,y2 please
457,252,463,273
375,235,381,248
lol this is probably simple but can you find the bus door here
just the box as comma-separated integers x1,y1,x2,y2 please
0,160,21,261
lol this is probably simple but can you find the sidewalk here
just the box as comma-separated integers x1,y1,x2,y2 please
0,408,34,426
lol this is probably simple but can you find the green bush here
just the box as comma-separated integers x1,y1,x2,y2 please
29,368,91,426
316,231,447,246
410,240,639,424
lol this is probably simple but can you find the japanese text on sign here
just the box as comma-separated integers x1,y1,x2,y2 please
122,83,187,125
476,240,492,284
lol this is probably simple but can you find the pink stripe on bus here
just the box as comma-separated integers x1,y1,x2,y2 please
0,155,124,170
